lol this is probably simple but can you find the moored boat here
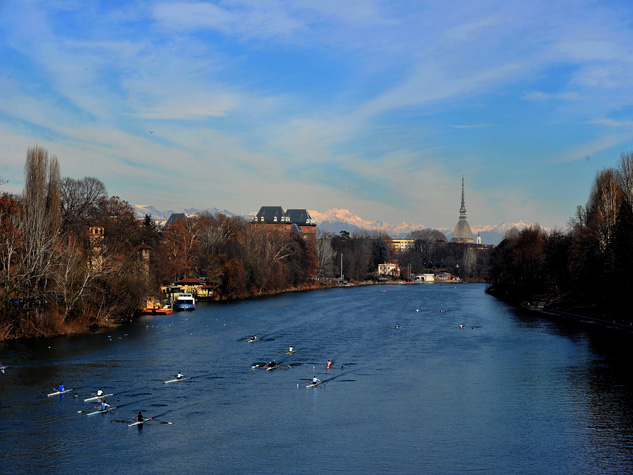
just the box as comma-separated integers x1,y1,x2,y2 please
174,293,195,311
140,298,173,315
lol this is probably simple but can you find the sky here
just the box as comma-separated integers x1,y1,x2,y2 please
2,0,633,230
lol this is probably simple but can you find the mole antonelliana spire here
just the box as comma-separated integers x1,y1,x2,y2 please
451,176,474,244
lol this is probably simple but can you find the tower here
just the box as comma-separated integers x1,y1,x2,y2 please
451,177,474,244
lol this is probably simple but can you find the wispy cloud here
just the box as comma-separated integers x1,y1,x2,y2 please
588,118,633,128
450,124,494,129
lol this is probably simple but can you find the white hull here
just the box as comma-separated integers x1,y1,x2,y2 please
48,389,72,396
87,406,116,416
84,393,113,402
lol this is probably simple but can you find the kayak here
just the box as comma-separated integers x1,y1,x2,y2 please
165,377,188,384
48,389,73,397
84,393,113,402
87,406,116,416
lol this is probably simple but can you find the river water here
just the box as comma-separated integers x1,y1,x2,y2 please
1,283,633,474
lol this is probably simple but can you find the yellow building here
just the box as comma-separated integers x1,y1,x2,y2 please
391,239,414,252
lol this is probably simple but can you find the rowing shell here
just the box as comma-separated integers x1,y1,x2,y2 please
266,364,282,372
128,419,148,427
87,406,116,416
247,338,261,343
84,393,113,402
48,389,73,397
165,377,188,384
306,381,324,388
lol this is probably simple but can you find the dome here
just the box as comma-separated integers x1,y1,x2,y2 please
452,219,473,243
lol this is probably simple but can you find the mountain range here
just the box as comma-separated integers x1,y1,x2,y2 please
135,205,544,245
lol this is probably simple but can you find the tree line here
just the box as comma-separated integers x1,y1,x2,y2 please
0,146,323,340
487,152,633,321
315,228,491,282
1,145,493,341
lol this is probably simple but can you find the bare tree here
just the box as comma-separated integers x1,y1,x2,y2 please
587,168,623,252
60,176,107,225
616,151,633,208
315,233,335,278
20,146,62,300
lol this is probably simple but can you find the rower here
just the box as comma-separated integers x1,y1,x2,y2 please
58,383,65,392
96,389,104,397
288,346,294,354
312,376,321,385
100,400,111,411
137,411,144,422
249,335,257,341
177,372,184,380
459,324,463,330
327,360,332,370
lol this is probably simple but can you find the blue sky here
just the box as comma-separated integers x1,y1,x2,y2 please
2,0,633,230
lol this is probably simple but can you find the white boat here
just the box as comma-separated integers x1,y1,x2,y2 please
48,388,72,396
165,377,189,384
87,406,116,416
84,393,113,402
173,293,195,311
306,380,323,388
128,420,146,427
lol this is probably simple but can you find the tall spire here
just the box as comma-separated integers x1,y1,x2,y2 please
459,176,467,219
451,176,474,244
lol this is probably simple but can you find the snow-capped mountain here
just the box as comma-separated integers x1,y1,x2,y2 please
308,209,546,244
134,205,234,222
135,204,544,244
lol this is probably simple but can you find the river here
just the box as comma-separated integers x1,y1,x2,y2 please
1,283,632,474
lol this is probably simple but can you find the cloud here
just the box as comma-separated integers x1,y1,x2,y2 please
450,124,494,129
152,1,304,39
588,118,633,128
555,132,633,163
522,91,581,101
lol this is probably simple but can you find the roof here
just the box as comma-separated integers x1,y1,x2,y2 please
451,219,474,243
286,209,315,226
163,213,187,230
254,206,289,223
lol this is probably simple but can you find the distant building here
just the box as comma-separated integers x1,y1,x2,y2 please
162,213,188,230
377,262,400,277
252,206,316,240
392,239,414,252
451,177,474,244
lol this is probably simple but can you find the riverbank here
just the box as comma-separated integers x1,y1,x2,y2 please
488,285,633,336
521,302,633,335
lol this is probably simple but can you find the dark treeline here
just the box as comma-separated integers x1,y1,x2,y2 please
488,152,633,321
